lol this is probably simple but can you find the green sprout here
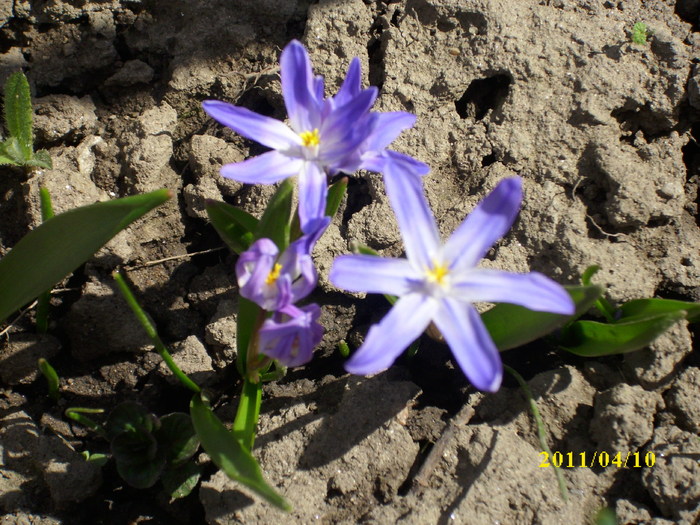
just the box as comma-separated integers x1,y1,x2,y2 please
631,22,649,45
0,71,52,170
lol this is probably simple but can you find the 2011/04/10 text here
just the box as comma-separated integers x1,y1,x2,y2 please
539,451,656,468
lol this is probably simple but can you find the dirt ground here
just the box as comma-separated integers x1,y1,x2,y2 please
1,0,700,523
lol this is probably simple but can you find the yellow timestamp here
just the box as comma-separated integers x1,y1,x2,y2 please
539,451,656,468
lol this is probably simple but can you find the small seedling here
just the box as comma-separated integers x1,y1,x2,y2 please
0,72,52,170
631,22,649,45
66,401,202,499
37,357,60,401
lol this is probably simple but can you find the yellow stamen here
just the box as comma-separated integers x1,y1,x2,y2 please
299,128,320,147
266,263,283,285
426,262,449,285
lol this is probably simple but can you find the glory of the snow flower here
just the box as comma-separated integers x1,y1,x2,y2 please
202,40,427,234
329,171,575,392
257,303,324,367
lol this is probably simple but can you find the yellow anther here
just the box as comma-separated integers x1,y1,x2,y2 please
426,262,449,285
299,128,320,147
266,263,283,285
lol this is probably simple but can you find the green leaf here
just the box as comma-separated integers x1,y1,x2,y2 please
26,149,52,169
190,392,290,511
1,137,27,164
105,401,157,441
162,461,202,500
232,379,262,452
580,265,615,321
558,311,686,357
0,140,19,165
619,298,700,324
115,450,166,489
112,428,159,466
3,72,33,161
482,285,603,351
155,412,200,466
205,200,258,254
255,178,294,250
325,177,348,217
0,189,171,324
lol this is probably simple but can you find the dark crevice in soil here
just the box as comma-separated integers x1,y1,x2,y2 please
681,121,700,226
611,100,674,141
341,175,373,228
455,74,511,121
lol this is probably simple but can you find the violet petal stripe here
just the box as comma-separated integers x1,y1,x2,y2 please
202,100,300,150
383,159,440,270
297,161,329,234
345,293,437,375
329,255,417,296
452,270,575,314
220,151,303,183
280,40,320,132
442,177,522,270
433,299,503,392
333,57,362,107
364,112,417,152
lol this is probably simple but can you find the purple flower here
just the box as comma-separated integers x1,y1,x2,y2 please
329,174,574,392
236,236,317,312
257,304,324,367
202,40,426,234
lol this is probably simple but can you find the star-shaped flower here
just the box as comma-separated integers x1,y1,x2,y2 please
330,169,574,392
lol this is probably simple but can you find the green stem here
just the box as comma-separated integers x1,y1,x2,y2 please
232,378,262,451
504,365,569,503
112,271,201,393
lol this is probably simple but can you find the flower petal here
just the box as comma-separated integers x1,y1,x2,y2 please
364,112,416,151
258,304,323,367
280,40,321,132
383,157,440,270
434,299,502,392
345,293,437,375
443,177,522,270
220,151,303,184
202,100,300,150
453,269,575,314
361,150,430,177
319,87,378,163
330,255,418,296
298,161,328,234
333,57,362,107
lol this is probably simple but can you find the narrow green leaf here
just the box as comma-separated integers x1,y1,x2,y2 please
155,413,200,466
232,379,262,452
113,271,201,393
65,407,107,437
558,311,686,357
236,297,261,376
325,177,348,217
482,285,603,351
3,72,33,160
255,178,294,250
0,189,171,324
190,392,290,511
619,298,700,324
205,200,258,254
35,187,55,333
37,358,60,401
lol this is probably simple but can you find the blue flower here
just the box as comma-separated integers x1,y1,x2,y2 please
257,304,324,367
202,40,426,234
329,173,575,392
